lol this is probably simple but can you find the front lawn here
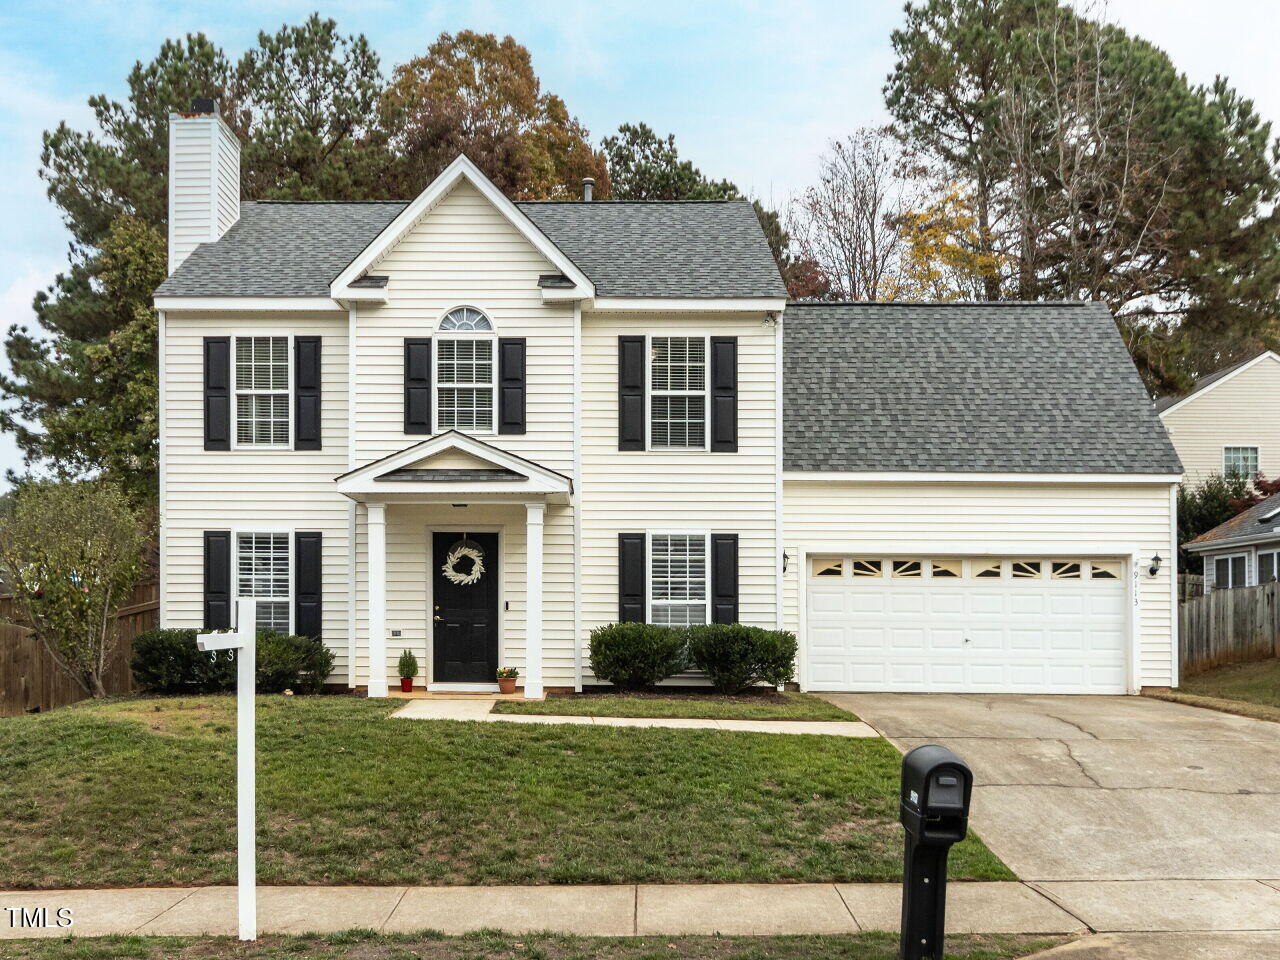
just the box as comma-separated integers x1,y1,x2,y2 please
0,696,1010,888
0,931,1070,960
494,690,856,720
1149,658,1280,722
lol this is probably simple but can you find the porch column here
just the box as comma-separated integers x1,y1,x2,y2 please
367,502,388,698
524,501,545,700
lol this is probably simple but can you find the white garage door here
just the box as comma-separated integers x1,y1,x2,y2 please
804,557,1129,693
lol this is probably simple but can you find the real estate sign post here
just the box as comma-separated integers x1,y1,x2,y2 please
196,598,257,941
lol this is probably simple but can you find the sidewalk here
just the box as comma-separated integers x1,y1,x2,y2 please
2,882,1083,939
390,698,879,736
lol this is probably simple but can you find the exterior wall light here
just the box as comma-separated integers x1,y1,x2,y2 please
1148,554,1162,577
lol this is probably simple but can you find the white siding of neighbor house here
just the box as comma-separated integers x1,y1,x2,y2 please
160,311,355,683
782,479,1178,689
167,113,240,274
1160,354,1280,483
347,178,578,689
579,311,780,682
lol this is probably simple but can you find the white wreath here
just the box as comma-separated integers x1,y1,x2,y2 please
442,544,485,586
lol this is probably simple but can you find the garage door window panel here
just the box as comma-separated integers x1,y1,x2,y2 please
892,559,922,578
975,561,1003,579
851,559,883,577
931,559,962,578
1089,560,1121,580
813,558,845,577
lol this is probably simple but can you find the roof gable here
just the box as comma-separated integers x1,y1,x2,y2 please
1156,351,1280,417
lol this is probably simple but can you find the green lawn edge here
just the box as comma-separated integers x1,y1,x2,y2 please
1146,689,1280,724
1146,657,1280,723
493,691,858,720
0,930,1071,960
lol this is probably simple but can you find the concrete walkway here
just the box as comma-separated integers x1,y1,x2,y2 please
390,698,878,736
2,882,1082,939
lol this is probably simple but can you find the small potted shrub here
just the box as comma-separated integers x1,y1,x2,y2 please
496,666,519,694
397,649,418,693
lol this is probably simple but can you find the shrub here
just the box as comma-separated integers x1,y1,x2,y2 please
686,624,798,693
588,622,686,690
131,628,236,694
256,631,335,694
397,648,418,680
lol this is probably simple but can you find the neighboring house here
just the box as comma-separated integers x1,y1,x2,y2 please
1183,491,1280,592
1156,350,1280,484
153,100,1182,698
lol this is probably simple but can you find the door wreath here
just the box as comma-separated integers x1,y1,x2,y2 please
441,538,486,587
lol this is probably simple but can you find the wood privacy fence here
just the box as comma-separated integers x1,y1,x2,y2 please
0,580,158,717
1178,580,1280,678
1177,574,1205,602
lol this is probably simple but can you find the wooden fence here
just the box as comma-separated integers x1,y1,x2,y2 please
1177,573,1205,602
1178,580,1280,678
0,580,158,717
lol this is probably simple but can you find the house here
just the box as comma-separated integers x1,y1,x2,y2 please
152,99,1183,698
1157,350,1280,484
1183,491,1280,591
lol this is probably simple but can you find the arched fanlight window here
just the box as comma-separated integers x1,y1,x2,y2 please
439,306,493,332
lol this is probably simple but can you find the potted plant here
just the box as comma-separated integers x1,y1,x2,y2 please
397,649,418,693
496,666,518,694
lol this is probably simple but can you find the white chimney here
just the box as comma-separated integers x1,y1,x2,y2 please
167,97,241,274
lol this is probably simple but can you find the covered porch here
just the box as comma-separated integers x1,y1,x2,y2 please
336,432,574,699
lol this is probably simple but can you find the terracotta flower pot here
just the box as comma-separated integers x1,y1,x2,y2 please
497,677,517,694
399,677,413,693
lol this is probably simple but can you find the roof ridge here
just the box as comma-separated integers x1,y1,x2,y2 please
787,300,1097,307
246,200,408,205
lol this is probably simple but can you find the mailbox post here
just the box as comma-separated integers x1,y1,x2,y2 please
898,744,973,960
196,598,257,941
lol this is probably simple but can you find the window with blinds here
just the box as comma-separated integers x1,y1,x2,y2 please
650,337,707,448
436,337,495,431
650,533,708,625
234,336,290,445
236,532,291,633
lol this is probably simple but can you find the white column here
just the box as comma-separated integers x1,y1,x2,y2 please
367,502,388,698
524,501,545,700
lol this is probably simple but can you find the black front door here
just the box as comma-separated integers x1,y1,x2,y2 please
432,532,499,683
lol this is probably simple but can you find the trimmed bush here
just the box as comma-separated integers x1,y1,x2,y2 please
256,631,335,694
588,622,686,690
686,624,798,693
131,628,236,694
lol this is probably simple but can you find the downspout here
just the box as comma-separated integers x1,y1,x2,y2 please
347,303,358,687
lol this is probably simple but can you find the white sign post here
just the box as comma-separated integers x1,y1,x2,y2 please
197,597,257,941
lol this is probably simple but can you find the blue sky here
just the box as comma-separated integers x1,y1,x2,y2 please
1,0,1277,485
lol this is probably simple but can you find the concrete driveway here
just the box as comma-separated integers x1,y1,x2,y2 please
823,693,1280,935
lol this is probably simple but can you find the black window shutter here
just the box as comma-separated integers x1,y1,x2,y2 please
618,335,646,450
711,533,739,624
497,337,527,435
294,531,323,640
203,337,231,451
203,530,232,629
710,337,738,452
618,533,647,623
404,338,432,434
294,336,322,450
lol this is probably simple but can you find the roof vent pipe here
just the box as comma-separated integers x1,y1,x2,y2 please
581,177,595,202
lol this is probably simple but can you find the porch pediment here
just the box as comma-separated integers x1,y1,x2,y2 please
335,432,572,503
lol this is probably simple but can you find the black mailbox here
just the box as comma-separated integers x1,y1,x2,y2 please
898,745,973,960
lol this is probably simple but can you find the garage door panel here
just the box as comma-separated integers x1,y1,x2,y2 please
806,555,1128,694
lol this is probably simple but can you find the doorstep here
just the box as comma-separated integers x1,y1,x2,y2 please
386,691,530,701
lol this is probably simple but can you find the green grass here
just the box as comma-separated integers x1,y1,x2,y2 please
1180,658,1280,709
0,930,1069,960
0,696,1011,889
493,691,856,720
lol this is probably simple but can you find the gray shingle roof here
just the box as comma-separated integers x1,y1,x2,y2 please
784,302,1183,474
154,198,786,299
1184,491,1280,549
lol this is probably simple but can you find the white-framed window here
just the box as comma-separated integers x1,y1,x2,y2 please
649,336,708,449
435,307,496,433
1212,553,1250,590
1258,551,1280,584
1223,445,1259,478
234,336,291,446
649,532,708,626
236,532,291,633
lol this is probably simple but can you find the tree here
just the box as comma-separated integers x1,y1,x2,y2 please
897,184,1008,300
786,128,926,301
382,31,608,200
1176,473,1252,572
0,481,148,698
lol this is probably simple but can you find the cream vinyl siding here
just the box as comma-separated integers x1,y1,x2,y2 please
1160,354,1280,483
160,312,354,682
347,178,577,689
167,113,240,273
783,480,1177,688
579,311,780,680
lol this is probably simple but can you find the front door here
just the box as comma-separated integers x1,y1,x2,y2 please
432,532,500,683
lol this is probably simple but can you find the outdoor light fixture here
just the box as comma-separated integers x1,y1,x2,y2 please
782,551,789,573
1148,554,1163,577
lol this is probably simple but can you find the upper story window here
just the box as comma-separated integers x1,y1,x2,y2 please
650,336,707,449
1224,446,1259,478
234,336,290,446
436,307,495,433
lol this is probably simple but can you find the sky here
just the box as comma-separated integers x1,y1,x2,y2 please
0,0,1277,486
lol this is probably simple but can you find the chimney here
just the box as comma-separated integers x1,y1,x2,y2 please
581,177,595,202
167,97,241,274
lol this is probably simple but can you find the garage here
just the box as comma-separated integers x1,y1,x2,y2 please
803,556,1129,694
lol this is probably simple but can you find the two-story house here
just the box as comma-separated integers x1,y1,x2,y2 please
154,100,1183,697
